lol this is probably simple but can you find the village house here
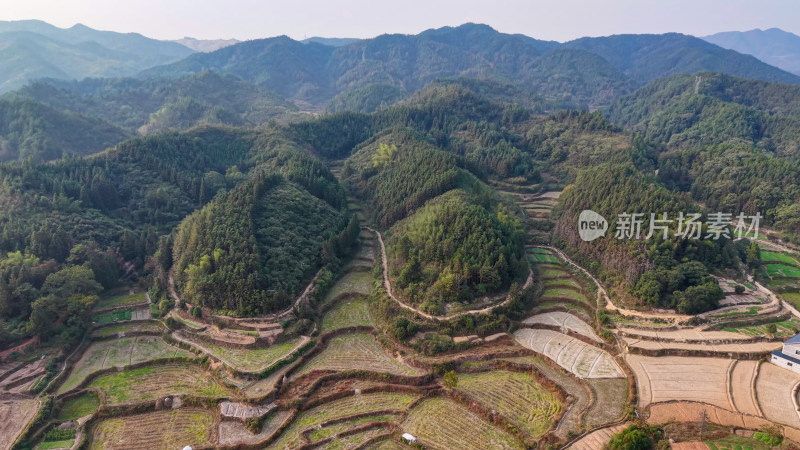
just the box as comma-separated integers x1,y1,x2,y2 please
771,334,800,374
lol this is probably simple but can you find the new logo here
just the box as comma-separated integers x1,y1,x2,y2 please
578,210,608,242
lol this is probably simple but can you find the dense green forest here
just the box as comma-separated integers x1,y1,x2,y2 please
4,63,800,347
172,171,356,316
0,97,129,161
607,72,800,241
0,71,305,162
552,163,737,313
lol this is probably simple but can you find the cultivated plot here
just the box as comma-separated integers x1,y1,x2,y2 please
730,360,760,416
0,395,39,450
87,363,230,405
218,410,290,446
89,408,215,449
57,392,100,420
94,292,148,311
755,362,800,429
293,333,422,378
456,370,561,439
402,397,524,450
626,355,737,410
585,378,629,427
267,392,418,449
320,296,375,332
514,329,623,378
199,336,305,373
522,311,601,342
58,336,192,394
91,321,165,338
323,271,373,301
621,336,781,354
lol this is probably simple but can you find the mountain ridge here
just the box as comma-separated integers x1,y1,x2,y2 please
139,23,800,110
703,27,800,76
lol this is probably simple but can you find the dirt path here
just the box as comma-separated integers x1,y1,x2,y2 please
364,226,533,321
744,236,800,254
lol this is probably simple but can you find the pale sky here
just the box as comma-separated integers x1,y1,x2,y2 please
2,0,799,42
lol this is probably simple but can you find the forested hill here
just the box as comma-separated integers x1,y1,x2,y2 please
0,71,303,162
3,74,795,343
0,97,129,162
606,72,800,240
140,23,800,110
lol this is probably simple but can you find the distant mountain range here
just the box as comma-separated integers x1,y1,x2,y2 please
703,28,800,76
140,23,800,110
0,20,194,92
171,37,240,52
3,20,800,112
301,37,360,47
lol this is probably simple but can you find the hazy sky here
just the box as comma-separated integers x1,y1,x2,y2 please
3,0,800,42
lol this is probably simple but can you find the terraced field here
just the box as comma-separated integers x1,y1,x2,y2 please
473,355,590,438
314,425,390,448
89,408,215,449
522,311,601,342
729,360,761,416
584,378,629,427
94,292,148,311
626,355,739,410
538,264,572,280
267,392,418,449
514,329,623,378
305,414,395,443
766,263,800,278
755,362,800,429
323,271,373,301
87,363,230,405
199,336,305,372
58,336,193,393
621,335,781,354
542,287,588,302
321,296,375,332
527,248,560,263
293,333,422,377
402,397,524,449
760,251,799,265
0,395,39,450
567,423,628,450
218,410,291,446
91,321,165,338
57,392,100,420
532,254,593,310
456,371,561,438
722,318,800,336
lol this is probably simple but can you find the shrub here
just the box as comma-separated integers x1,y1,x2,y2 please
44,427,76,441
609,425,661,450
442,370,459,388
766,323,778,334
734,284,746,294
246,416,262,434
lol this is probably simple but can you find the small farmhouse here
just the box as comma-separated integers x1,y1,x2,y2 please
771,334,800,374
402,433,418,444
